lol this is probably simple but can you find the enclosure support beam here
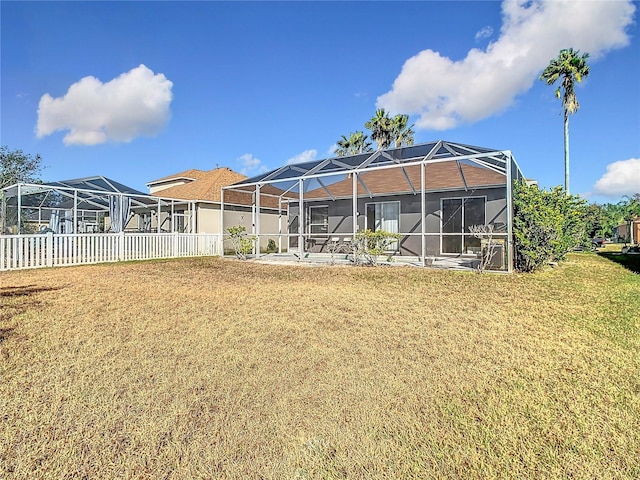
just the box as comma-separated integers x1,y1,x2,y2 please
506,154,514,273
17,184,21,234
256,184,261,258
157,199,161,233
421,162,426,267
220,189,225,255
191,202,196,234
278,196,282,254
298,179,304,261
352,173,358,238
1,192,6,234
74,190,78,233
171,200,175,233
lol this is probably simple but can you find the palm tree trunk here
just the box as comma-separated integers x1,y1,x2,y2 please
564,109,570,195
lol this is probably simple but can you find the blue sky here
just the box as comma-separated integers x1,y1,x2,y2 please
2,1,639,203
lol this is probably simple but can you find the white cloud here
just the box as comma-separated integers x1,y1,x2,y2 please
593,158,640,197
36,64,173,145
237,153,268,176
378,0,635,130
475,26,494,42
286,149,318,165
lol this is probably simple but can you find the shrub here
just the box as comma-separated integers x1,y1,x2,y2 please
266,238,277,253
226,225,256,260
349,229,401,266
513,182,587,272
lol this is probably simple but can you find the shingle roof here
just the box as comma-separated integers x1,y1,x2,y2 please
303,161,506,200
149,168,247,203
148,168,282,208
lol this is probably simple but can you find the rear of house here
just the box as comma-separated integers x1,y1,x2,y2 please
223,140,525,271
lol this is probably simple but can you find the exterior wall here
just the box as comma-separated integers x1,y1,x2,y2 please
290,186,507,257
148,179,190,195
196,203,287,251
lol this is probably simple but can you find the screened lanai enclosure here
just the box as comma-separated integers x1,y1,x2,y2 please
1,176,198,234
1,176,219,270
222,140,525,272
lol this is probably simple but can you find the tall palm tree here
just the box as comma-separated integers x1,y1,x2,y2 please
391,114,415,148
335,134,353,157
334,131,373,157
365,109,393,150
349,131,373,154
365,109,415,150
540,48,590,194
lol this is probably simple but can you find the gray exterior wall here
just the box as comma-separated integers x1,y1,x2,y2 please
288,186,507,257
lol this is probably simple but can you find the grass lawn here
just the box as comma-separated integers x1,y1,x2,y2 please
1,253,639,479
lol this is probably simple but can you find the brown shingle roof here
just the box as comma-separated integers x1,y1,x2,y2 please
304,161,505,199
149,168,247,203
149,168,282,209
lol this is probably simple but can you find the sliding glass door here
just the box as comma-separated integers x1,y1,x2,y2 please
366,201,400,251
441,197,485,254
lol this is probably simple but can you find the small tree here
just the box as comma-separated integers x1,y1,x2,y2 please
226,225,256,260
469,224,498,273
325,238,345,265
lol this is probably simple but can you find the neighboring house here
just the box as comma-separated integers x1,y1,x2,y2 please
147,168,286,249
614,218,640,244
222,140,526,271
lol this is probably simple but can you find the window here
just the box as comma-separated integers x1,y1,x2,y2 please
366,201,400,251
441,197,486,254
307,205,328,234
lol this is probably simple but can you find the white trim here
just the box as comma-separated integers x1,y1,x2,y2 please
364,200,401,252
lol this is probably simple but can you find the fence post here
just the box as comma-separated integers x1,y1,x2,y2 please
118,232,125,261
46,232,53,267
173,232,178,258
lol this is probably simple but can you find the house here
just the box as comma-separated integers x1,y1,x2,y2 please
222,140,525,271
615,218,640,244
147,167,286,250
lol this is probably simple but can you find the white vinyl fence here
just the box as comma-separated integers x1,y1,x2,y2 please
0,233,221,271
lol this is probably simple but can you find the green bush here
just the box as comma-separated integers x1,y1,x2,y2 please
266,238,277,253
513,182,587,272
350,229,401,266
226,225,256,260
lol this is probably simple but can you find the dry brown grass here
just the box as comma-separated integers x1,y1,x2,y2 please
1,253,639,479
